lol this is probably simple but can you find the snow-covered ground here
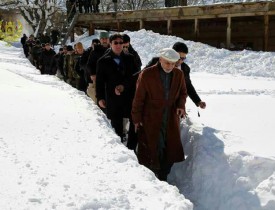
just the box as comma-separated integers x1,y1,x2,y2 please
0,29,275,210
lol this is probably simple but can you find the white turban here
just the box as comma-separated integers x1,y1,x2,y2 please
159,48,180,63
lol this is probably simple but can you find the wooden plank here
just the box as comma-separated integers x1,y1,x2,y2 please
194,18,199,41
167,19,172,35
89,23,94,36
117,21,121,32
226,16,231,49
139,20,144,30
264,15,269,51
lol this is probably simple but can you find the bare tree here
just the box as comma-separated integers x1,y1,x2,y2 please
0,1,17,7
99,0,164,12
17,0,63,34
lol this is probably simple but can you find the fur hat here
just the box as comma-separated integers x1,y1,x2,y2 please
159,48,180,63
172,42,188,54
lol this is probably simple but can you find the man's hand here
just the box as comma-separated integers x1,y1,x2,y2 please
177,108,186,118
134,122,143,133
198,101,206,109
98,99,106,108
115,85,124,95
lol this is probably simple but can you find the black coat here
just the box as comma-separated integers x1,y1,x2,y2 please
146,57,201,106
96,50,138,119
31,45,42,61
81,47,93,83
87,44,109,77
51,30,60,46
54,53,65,76
20,35,27,46
74,54,88,92
128,45,142,71
40,49,56,75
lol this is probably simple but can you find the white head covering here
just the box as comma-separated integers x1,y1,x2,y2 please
159,48,180,63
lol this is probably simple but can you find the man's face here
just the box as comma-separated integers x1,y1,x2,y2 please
122,42,130,54
45,45,51,51
100,37,109,47
175,52,187,66
76,46,84,54
159,57,176,73
63,48,68,54
111,38,123,55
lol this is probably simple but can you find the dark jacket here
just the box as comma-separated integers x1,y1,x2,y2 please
74,53,88,91
81,47,93,83
87,44,109,77
31,45,42,61
25,39,36,57
54,53,65,77
51,30,60,46
39,49,56,75
132,64,187,168
128,44,142,71
146,57,201,106
20,35,27,46
96,50,138,119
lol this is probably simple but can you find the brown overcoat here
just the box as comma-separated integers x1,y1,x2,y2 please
131,64,187,169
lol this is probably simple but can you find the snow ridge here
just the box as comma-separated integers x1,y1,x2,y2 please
170,118,275,210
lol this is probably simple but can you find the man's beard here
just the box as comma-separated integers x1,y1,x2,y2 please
162,68,173,73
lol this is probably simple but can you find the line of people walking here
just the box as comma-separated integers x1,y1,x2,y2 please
21,31,206,181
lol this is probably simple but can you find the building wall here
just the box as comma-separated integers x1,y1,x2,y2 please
134,16,275,52
0,9,34,36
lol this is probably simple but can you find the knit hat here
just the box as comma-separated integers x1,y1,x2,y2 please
159,48,180,63
99,31,109,39
172,42,188,54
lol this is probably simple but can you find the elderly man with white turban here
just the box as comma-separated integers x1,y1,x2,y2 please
131,48,187,181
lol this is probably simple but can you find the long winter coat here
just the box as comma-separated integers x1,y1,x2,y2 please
146,57,201,106
131,64,187,169
96,50,138,119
